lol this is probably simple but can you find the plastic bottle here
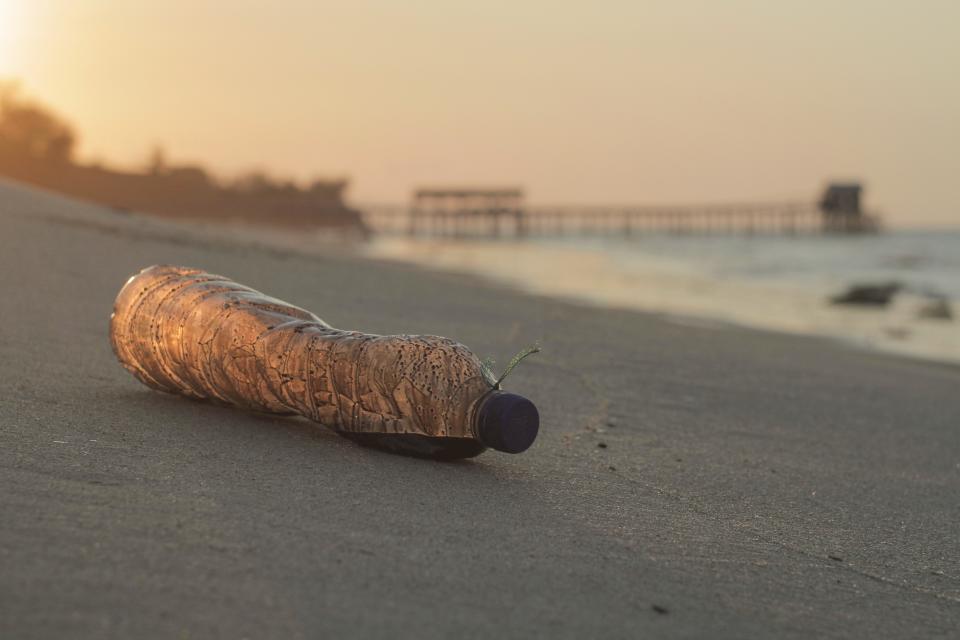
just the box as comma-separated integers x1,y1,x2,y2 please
109,265,538,459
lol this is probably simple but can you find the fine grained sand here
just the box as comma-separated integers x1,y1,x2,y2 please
1,178,958,638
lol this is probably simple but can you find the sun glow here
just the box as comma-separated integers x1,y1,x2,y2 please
0,0,23,74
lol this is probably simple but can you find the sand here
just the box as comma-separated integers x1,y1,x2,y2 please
1,178,959,638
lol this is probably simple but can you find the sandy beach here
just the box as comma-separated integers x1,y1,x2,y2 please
2,177,959,638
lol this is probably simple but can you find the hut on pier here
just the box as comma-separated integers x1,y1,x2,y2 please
409,187,525,237
819,182,877,233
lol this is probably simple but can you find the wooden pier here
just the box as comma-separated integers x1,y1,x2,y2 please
359,183,880,238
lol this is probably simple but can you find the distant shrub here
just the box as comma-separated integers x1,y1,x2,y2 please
0,83,77,162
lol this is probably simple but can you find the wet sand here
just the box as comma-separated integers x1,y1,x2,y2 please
2,178,959,638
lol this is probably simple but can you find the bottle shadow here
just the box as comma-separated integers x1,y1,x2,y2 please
103,387,498,474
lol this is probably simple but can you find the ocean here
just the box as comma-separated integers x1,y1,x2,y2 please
363,229,960,365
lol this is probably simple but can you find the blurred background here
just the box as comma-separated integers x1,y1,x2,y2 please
1,0,958,361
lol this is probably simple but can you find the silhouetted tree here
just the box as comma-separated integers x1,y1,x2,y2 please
0,83,76,162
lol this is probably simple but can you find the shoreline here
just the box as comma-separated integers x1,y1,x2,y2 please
358,235,960,367
7,173,955,371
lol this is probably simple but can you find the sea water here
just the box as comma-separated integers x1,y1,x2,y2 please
364,229,960,365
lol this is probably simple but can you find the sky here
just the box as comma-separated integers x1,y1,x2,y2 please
1,0,958,225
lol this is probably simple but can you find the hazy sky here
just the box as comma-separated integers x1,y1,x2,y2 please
2,1,958,225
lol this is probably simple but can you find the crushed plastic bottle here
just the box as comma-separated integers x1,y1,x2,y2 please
110,265,539,459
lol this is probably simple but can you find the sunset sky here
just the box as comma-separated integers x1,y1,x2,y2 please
1,0,958,225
